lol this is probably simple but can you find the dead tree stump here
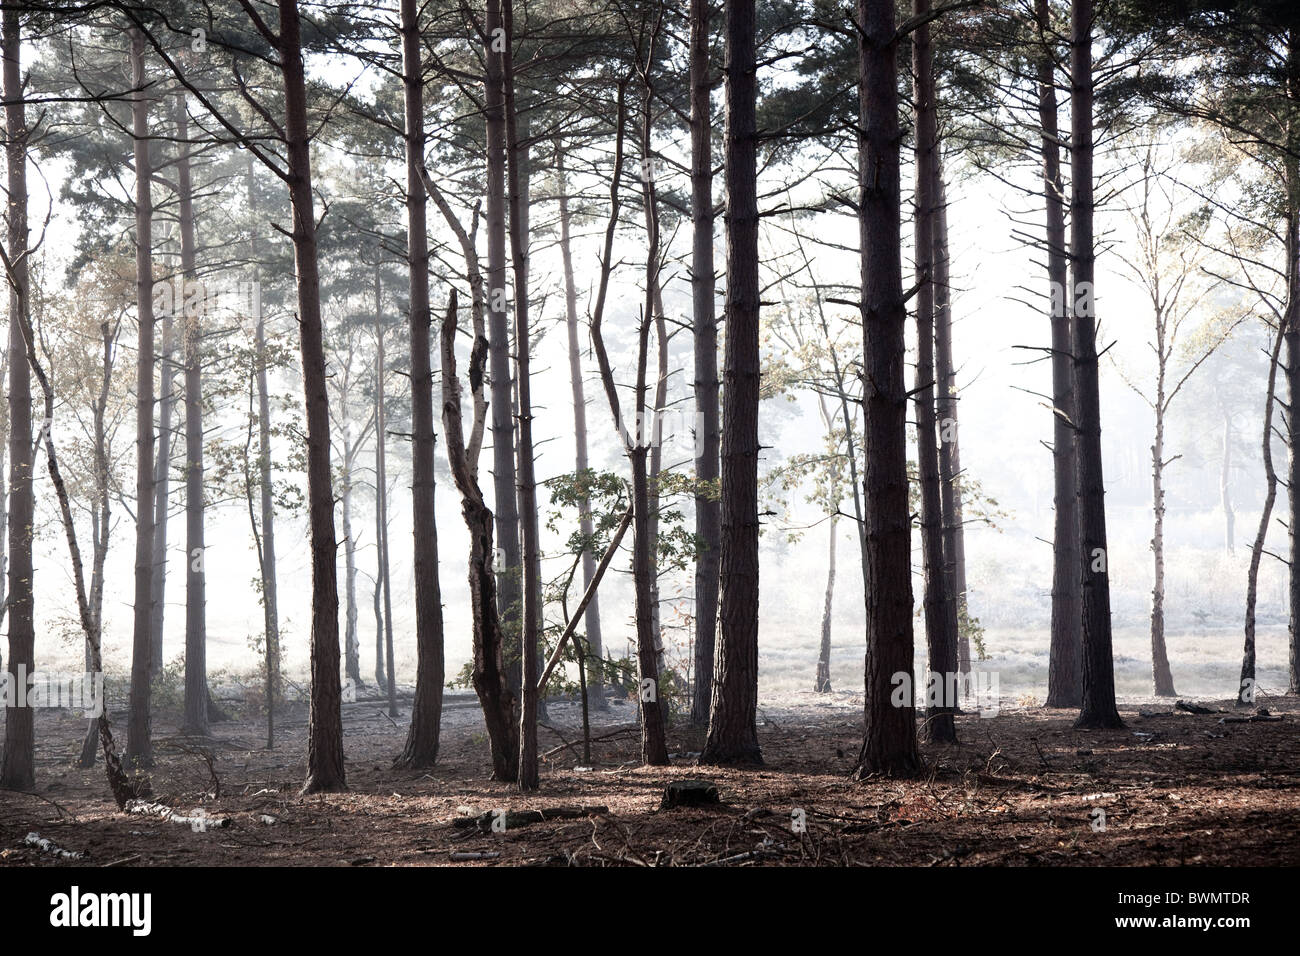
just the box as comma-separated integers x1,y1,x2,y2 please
662,780,720,809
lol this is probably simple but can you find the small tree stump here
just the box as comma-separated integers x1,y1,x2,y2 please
662,780,720,809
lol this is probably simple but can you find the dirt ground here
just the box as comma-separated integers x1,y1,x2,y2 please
2,688,1299,867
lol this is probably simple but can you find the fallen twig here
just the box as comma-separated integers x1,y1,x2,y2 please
24,832,84,860
453,805,609,833
124,800,231,830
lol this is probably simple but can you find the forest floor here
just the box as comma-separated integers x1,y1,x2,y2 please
2,688,1299,866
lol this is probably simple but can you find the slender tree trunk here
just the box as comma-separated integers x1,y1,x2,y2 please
1241,322,1286,706
80,319,115,768
1288,35,1300,696
0,348,8,650
1071,0,1122,729
933,172,968,686
636,78,669,767
149,306,173,677
689,0,721,728
639,120,669,673
913,0,957,744
0,7,35,790
374,293,398,721
485,0,523,699
13,178,134,810
341,463,360,685
582,74,669,765
247,158,280,736
395,0,446,767
440,292,519,780
514,111,547,725
1150,372,1176,696
125,26,156,769
501,0,543,790
555,142,606,711
175,92,209,737
815,511,837,693
1039,0,1082,709
373,549,384,686
278,0,345,793
854,0,920,777
701,0,762,767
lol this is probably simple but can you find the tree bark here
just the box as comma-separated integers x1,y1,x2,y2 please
933,171,968,685
149,300,173,677
278,0,346,793
689,0,721,728
912,0,958,744
502,0,543,790
1288,34,1300,697
79,317,117,768
0,7,35,790
395,0,446,768
854,0,920,777
341,472,360,685
125,26,156,769
585,76,669,767
700,0,762,767
1241,322,1286,706
374,284,398,721
441,292,519,780
1150,354,1176,696
555,141,606,711
176,91,209,737
1070,0,1123,729
815,512,836,693
247,157,280,737
1038,0,1082,709
485,0,523,699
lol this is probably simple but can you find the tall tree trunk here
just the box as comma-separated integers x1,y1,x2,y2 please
485,0,523,699
248,158,280,735
912,0,957,744
125,26,156,769
555,141,606,711
341,469,360,684
815,511,837,693
0,348,8,652
441,292,519,780
639,119,669,674
515,117,548,725
375,291,397,721
0,7,35,790
395,0,446,768
373,547,385,686
1241,322,1286,706
1150,366,1176,696
1038,0,1082,709
631,63,670,769
1071,0,1122,729
149,305,173,677
1288,30,1300,697
933,171,969,686
176,92,209,738
79,318,116,769
689,0,721,728
278,0,346,793
854,0,920,777
501,0,543,790
701,0,762,767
